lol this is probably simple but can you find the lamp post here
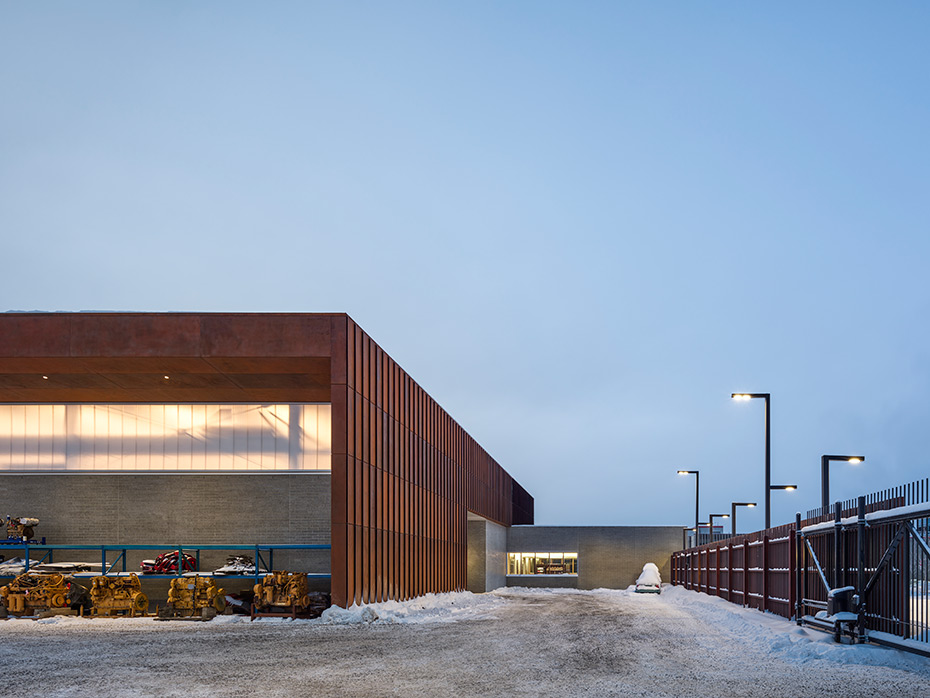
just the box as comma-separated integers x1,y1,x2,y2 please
821,455,865,510
730,502,757,536
696,522,709,546
731,393,772,527
708,513,729,544
677,470,699,539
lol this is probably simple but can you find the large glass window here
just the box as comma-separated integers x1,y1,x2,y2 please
0,403,331,472
507,552,578,576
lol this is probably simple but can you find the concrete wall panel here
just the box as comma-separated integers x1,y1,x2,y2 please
507,526,682,590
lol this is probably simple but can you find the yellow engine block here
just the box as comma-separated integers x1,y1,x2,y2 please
0,572,70,615
253,571,310,611
163,576,226,618
89,574,149,617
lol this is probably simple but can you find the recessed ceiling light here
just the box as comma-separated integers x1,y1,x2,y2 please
42,375,48,380
164,375,170,380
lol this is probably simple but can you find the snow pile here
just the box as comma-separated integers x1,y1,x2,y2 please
652,585,930,672
321,590,504,625
636,563,661,586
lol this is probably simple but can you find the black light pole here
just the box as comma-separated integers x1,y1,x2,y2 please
730,502,757,536
677,470,699,539
821,455,865,510
708,513,729,543
732,393,772,527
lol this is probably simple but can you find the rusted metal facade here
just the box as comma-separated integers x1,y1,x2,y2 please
329,316,532,607
0,312,533,609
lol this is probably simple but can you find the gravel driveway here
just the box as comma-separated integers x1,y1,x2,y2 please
1,588,928,697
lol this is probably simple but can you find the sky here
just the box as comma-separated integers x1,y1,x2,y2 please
2,3,929,529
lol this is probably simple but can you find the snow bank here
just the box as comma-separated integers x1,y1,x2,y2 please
650,585,930,673
321,590,505,625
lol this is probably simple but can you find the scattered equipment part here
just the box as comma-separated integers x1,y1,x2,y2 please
140,550,197,574
89,573,149,617
4,516,41,544
213,555,267,576
634,562,662,594
156,576,226,620
251,571,312,619
0,572,71,616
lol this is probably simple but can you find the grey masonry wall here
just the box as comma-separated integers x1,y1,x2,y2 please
466,518,507,592
0,473,331,574
506,526,683,590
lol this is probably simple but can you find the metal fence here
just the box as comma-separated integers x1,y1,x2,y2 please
671,477,930,656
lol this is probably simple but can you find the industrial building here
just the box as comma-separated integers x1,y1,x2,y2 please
0,312,680,607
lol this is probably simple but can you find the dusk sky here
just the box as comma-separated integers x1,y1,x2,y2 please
2,3,929,529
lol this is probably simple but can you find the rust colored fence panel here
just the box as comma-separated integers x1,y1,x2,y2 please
672,478,930,652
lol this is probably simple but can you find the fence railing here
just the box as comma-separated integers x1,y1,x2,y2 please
671,477,930,656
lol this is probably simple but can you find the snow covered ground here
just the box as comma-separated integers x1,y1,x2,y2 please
1,585,928,696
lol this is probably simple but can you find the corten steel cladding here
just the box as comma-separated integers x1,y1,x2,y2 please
0,572,70,615
329,317,533,607
89,574,149,617
0,313,534,609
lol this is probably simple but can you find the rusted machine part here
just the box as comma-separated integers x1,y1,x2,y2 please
89,573,149,617
5,516,38,542
157,576,226,620
250,571,312,619
0,572,70,616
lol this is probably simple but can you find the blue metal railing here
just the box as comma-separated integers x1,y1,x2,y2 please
1,543,330,585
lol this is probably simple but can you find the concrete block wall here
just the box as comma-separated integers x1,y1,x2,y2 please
506,526,683,590
466,518,508,592
0,473,331,573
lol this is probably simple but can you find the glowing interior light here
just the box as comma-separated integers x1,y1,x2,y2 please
42,376,48,380
164,375,170,380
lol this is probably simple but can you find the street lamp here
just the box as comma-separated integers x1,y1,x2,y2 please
731,392,772,527
708,513,729,544
677,470,699,538
730,502,756,536
821,455,865,510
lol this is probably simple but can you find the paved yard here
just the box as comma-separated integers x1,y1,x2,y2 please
1,587,928,697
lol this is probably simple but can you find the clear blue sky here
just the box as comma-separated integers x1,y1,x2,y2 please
2,3,929,528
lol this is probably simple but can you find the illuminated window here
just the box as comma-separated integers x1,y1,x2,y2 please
507,552,578,576
0,403,331,472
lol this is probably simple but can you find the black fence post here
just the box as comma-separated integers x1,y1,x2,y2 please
856,496,866,642
834,501,842,590
796,512,803,625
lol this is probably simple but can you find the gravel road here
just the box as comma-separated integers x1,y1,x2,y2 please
1,589,928,697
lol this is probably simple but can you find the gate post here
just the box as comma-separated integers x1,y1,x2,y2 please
795,512,802,625
856,496,866,641
834,502,843,589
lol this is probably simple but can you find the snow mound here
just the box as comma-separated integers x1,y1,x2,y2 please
655,585,930,673
636,562,661,587
321,590,505,625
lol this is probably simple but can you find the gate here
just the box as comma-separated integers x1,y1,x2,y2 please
672,478,930,656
